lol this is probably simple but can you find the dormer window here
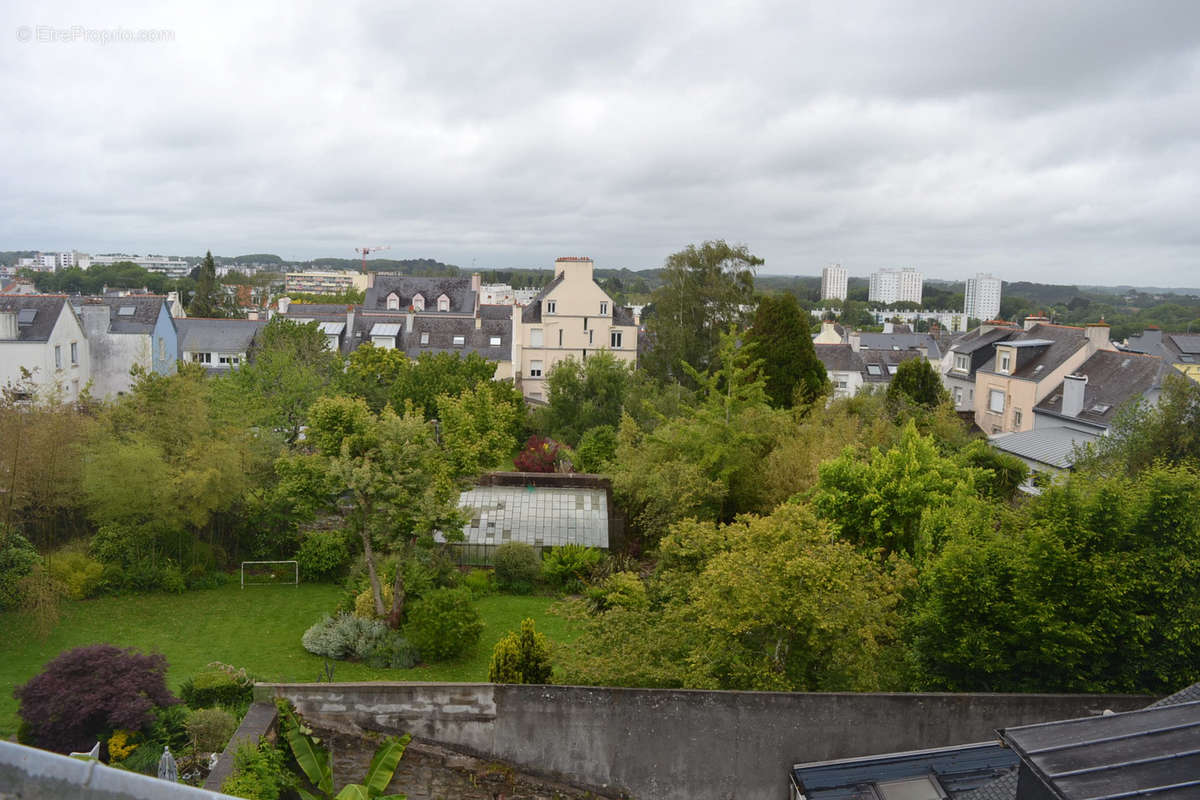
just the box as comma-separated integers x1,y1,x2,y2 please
412,294,425,311
437,294,450,312
546,300,556,315
999,351,1012,374
386,292,400,311
954,353,969,372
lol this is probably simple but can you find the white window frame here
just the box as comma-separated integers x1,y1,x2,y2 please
412,294,425,311
999,351,1012,374
55,345,62,369
531,328,543,347
529,360,543,377
386,292,401,311
438,294,450,312
546,300,557,315
420,331,429,345
489,335,501,347
954,353,969,372
989,388,1005,414
1014,409,1022,428
452,335,466,347
70,341,78,365
600,302,608,315
610,330,622,348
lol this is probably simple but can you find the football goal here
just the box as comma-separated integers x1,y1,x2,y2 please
240,560,299,588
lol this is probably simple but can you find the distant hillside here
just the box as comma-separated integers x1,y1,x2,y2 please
310,257,461,276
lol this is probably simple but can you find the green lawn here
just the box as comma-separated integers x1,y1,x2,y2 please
0,583,578,740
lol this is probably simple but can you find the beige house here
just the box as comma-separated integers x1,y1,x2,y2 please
514,257,638,401
974,319,1114,435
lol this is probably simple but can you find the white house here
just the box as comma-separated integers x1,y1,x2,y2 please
0,295,91,402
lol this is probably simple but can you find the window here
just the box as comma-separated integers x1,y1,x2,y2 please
531,328,543,347
545,300,556,315
437,294,449,312
489,335,501,347
219,354,241,365
999,351,1011,373
452,335,465,347
588,329,594,345
558,329,563,346
55,345,62,369
412,294,425,311
610,330,622,348
193,352,212,364
70,341,78,365
953,387,962,405
866,364,882,376
989,388,1005,413
600,302,608,315
420,332,429,345
157,337,165,361
386,292,400,310
954,353,969,371
1014,409,1022,427
529,360,543,377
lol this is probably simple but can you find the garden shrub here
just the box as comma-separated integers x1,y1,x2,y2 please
301,613,390,661
147,703,191,754
0,526,39,610
353,582,393,619
46,543,105,600
295,529,351,582
362,632,421,669
575,425,618,473
493,542,541,594
160,563,186,594
106,729,139,762
14,644,179,753
513,435,568,472
488,618,553,684
542,544,606,593
462,568,496,598
585,570,649,612
186,708,238,754
222,737,296,800
179,662,256,711
405,587,483,661
116,737,164,774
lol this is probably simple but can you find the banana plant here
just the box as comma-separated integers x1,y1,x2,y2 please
282,704,410,800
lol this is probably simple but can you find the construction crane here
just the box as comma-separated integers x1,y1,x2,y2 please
355,244,391,273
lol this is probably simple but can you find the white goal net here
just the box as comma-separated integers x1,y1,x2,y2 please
240,560,299,587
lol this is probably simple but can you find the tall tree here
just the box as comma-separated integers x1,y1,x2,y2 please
540,351,634,446
186,251,230,318
744,293,829,408
643,240,760,383
886,358,951,410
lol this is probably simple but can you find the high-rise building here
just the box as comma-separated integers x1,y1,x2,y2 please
868,268,923,305
820,264,848,302
964,273,1002,321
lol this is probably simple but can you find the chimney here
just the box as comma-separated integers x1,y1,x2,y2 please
849,330,861,353
1086,321,1111,351
1024,314,1049,331
405,311,414,333
555,257,594,284
345,306,355,352
472,272,481,320
1062,374,1088,417
278,296,291,314
0,311,16,340
80,303,111,337
918,346,928,360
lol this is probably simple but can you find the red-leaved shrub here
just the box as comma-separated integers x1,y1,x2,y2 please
513,435,562,473
14,644,179,753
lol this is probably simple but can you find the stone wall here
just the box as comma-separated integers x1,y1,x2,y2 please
261,682,1150,800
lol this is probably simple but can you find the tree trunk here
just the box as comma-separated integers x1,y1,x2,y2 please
386,540,413,630
362,528,386,616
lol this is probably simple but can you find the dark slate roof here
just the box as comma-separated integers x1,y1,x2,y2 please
791,742,1019,800
859,332,945,360
952,325,1022,356
520,275,564,324
479,304,515,321
960,683,1200,800
282,303,351,318
74,295,166,334
860,349,925,382
404,315,510,361
815,343,864,373
999,701,1200,800
978,324,1088,381
1034,350,1163,429
0,295,68,342
1170,334,1200,355
364,276,474,314
613,305,636,326
175,318,266,353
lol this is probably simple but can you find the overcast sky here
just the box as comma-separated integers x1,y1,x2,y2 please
3,1,1199,285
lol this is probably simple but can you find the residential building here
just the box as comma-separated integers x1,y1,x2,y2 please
480,283,515,305
284,270,370,295
814,343,865,399
1123,327,1200,385
973,320,1115,435
87,255,191,279
175,318,267,372
812,320,930,399
513,257,638,402
942,321,1021,412
0,295,90,402
819,264,847,302
514,287,540,306
963,273,1002,321
868,267,923,305
74,295,178,398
